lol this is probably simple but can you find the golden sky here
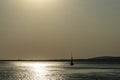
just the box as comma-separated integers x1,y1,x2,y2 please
0,0,120,59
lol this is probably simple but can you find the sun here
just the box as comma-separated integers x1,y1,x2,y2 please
25,0,53,6
28,0,50,3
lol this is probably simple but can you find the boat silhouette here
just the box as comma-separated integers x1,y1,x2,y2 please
70,52,74,66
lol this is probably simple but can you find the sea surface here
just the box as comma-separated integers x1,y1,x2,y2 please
0,61,120,80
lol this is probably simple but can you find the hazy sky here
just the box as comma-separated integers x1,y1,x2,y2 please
0,0,120,59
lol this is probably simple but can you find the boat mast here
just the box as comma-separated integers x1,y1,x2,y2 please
70,51,74,66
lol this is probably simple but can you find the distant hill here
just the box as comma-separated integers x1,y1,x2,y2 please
50,56,120,63
81,56,120,62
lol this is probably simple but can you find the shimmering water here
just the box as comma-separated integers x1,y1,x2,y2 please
0,61,120,80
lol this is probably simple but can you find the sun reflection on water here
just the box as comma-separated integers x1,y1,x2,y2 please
27,62,49,76
1,62,120,80
11,62,55,80
9,61,66,80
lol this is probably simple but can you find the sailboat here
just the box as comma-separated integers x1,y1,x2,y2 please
70,52,74,66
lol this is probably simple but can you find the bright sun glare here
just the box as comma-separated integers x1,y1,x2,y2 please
25,0,53,5
30,63,49,75
12,62,50,76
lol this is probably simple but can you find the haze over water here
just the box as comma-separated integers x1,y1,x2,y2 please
0,0,120,59
0,61,120,80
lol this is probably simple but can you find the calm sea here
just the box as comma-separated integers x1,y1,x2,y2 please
0,61,120,80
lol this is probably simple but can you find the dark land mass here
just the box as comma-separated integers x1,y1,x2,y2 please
0,56,120,63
